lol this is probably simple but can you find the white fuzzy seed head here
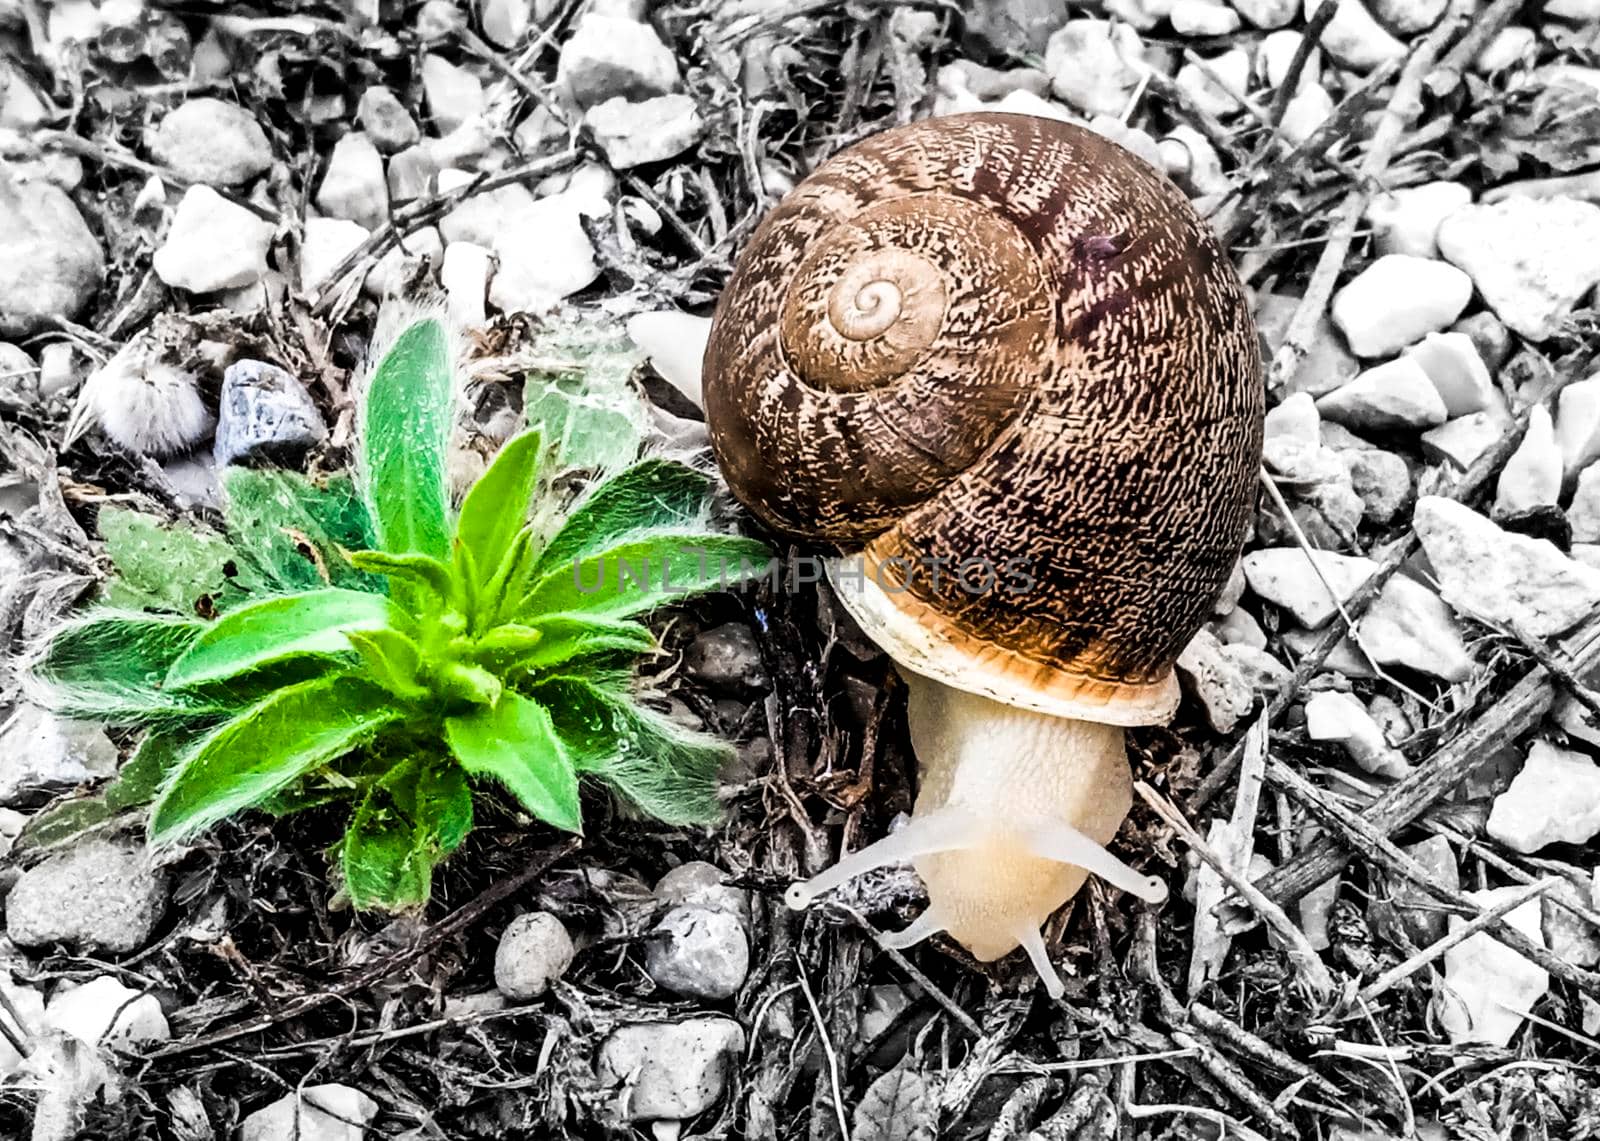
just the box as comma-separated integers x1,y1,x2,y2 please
74,346,212,458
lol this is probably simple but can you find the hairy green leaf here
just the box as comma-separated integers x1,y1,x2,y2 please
433,661,502,709
342,784,432,910
456,429,542,591
445,693,580,832
149,675,400,844
416,762,474,855
165,589,398,689
221,468,377,593
339,760,471,910
17,798,114,852
348,550,454,607
32,612,223,723
362,317,452,561
107,727,190,811
345,628,429,701
99,508,259,615
534,677,726,826
523,534,772,621
534,460,711,578
506,614,654,673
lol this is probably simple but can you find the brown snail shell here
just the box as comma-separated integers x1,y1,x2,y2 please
704,112,1263,726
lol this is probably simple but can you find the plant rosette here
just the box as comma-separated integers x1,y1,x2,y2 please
28,313,771,909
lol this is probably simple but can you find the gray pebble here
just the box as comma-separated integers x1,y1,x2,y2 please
493,912,575,999
6,839,168,954
0,175,104,337
644,904,748,1001
214,360,327,468
595,1016,744,1122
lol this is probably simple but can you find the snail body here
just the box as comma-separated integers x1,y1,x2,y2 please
703,112,1262,995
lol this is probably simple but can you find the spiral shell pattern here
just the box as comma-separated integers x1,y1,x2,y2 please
704,113,1263,720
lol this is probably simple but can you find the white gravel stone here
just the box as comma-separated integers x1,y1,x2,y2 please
1422,408,1510,471
1329,255,1473,358
1381,835,1456,945
494,912,575,1000
1257,31,1320,90
1216,556,1248,615
1371,0,1446,34
1045,20,1148,118
1279,85,1334,146
1547,0,1600,18
1175,49,1250,118
1487,740,1600,853
1437,198,1600,341
1310,0,1404,70
365,226,442,299
1316,358,1448,432
645,905,749,1001
481,0,534,47
421,54,484,135
1177,627,1255,733
1339,446,1411,522
316,133,388,230
1106,0,1174,29
1283,626,1375,678
300,217,369,294
558,13,679,108
1368,695,1412,745
1474,26,1536,74
655,861,750,927
1495,405,1561,516
241,1085,379,1141
1304,690,1409,778
441,240,492,327
154,185,274,293
0,703,117,805
0,174,105,336
6,839,168,953
1160,125,1228,196
1403,331,1493,417
1438,886,1547,1048
596,1018,745,1123
486,194,598,313
1242,547,1378,628
1568,464,1600,542
1231,0,1297,28
1555,374,1600,479
1414,496,1600,638
627,311,711,407
1255,292,1361,397
1085,114,1163,170
1170,0,1241,34
585,93,703,169
1213,607,1267,648
1542,878,1600,968
356,86,419,153
147,98,272,187
1359,574,1474,682
1365,182,1473,260
0,975,42,1077
44,976,169,1049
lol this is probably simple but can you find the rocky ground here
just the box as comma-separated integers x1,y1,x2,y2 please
2,0,1600,1139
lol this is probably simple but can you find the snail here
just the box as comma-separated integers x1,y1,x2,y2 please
702,112,1263,996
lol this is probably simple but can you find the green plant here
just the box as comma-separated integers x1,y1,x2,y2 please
28,314,770,909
